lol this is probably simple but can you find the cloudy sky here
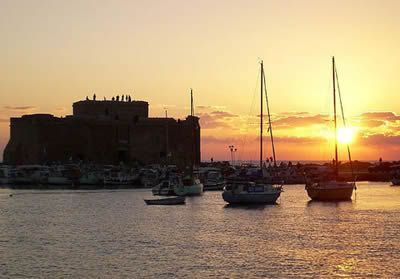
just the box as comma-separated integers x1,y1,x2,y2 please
1,0,399,161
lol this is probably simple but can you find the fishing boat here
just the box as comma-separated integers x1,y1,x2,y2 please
305,57,356,201
144,196,185,205
222,61,282,205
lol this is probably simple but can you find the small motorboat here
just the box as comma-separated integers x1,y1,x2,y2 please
144,196,185,205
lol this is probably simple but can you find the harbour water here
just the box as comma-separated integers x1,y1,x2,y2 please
1,182,400,278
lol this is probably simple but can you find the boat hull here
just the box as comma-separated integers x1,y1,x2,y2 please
306,185,354,201
144,196,185,205
222,191,280,204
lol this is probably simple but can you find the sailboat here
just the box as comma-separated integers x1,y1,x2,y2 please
222,61,283,204
305,57,356,201
153,89,203,196
178,89,204,196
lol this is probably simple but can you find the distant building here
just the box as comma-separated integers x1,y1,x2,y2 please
3,99,200,167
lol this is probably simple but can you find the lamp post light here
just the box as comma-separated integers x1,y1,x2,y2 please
228,145,237,166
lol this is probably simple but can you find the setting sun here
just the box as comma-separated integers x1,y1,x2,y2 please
338,127,355,144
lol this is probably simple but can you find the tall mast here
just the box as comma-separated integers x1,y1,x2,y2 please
190,88,194,117
263,65,276,165
260,61,264,169
190,89,195,174
333,56,338,175
165,109,169,165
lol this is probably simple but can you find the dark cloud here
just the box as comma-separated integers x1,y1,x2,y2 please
4,106,37,111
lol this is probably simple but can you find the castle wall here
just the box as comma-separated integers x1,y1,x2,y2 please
73,100,148,121
3,100,200,167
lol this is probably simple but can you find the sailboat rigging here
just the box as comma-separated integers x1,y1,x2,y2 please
222,61,283,205
305,57,356,201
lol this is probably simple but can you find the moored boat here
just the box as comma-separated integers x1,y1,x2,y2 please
305,57,356,201
222,61,283,205
152,176,181,196
306,180,355,201
198,168,226,191
222,180,282,204
179,175,203,196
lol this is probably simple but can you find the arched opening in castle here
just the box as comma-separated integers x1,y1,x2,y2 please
3,98,200,168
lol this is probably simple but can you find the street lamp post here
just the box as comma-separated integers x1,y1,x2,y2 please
228,145,237,166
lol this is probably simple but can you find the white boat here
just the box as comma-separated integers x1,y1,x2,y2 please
144,196,185,205
222,61,282,205
170,89,204,197
222,180,282,204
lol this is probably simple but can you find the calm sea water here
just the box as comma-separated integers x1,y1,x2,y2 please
1,182,400,278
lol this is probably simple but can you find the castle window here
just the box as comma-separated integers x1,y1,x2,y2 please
105,108,109,116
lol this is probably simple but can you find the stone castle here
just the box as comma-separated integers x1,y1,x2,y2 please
3,98,200,167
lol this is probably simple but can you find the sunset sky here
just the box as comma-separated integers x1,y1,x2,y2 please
1,0,400,162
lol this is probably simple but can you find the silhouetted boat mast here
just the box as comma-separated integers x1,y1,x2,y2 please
333,57,339,175
260,61,276,168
